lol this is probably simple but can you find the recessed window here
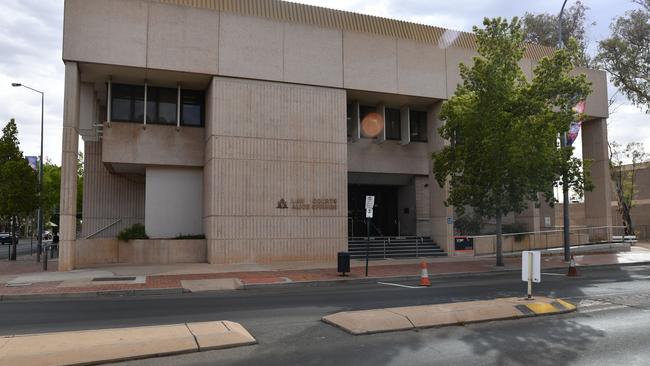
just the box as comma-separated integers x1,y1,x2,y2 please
359,105,375,139
385,108,401,140
109,83,204,127
181,90,204,127
111,84,143,123
409,110,427,142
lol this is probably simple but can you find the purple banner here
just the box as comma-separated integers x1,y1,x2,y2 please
566,100,586,146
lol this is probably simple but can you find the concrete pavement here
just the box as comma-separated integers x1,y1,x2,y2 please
0,321,256,366
323,297,576,335
1,244,650,301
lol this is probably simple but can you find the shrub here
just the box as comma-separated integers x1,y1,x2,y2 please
502,222,528,242
454,213,483,235
117,223,148,241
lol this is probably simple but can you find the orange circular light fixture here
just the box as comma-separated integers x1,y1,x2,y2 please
361,112,384,138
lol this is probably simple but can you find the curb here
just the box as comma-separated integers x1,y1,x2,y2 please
0,287,186,302
243,260,650,290
2,260,649,301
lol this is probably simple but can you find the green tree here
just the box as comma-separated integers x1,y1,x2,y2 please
432,18,592,266
42,160,61,224
597,0,650,112
521,1,594,67
609,142,648,235
0,119,38,260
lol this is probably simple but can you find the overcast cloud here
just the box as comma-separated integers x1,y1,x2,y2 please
0,0,648,164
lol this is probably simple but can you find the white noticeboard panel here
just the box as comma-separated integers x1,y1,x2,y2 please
365,196,375,210
366,208,373,218
521,251,541,283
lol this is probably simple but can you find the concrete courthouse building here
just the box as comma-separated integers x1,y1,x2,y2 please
58,0,612,270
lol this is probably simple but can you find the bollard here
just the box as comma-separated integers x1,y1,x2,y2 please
43,245,48,271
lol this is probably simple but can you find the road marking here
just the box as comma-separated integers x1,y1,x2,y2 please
579,305,628,314
541,272,566,276
377,282,425,289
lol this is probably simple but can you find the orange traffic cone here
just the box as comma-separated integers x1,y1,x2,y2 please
419,261,431,286
567,255,578,277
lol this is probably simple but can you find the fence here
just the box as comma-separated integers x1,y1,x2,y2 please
469,226,627,256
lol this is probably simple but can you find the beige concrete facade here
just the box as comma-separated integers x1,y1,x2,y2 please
59,0,612,269
203,77,347,263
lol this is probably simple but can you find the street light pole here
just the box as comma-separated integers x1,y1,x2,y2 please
11,83,45,264
558,0,571,262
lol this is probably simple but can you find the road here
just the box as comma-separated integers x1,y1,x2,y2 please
0,238,42,260
1,265,649,365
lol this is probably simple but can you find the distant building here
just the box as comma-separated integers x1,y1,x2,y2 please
57,0,612,270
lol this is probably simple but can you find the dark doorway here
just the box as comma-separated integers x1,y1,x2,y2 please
348,185,399,237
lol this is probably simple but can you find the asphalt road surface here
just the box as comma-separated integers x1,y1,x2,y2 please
1,265,649,366
0,238,42,260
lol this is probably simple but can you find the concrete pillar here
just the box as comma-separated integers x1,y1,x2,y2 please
58,62,80,271
581,118,612,228
427,102,454,254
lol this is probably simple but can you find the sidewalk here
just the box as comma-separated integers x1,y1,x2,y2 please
2,244,650,300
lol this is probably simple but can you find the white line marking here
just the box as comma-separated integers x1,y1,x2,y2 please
541,273,566,276
377,282,425,289
579,305,628,314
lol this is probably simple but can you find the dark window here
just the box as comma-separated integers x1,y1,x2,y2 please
146,87,177,125
359,105,376,139
385,108,401,140
110,83,204,127
110,84,144,122
181,90,204,127
346,103,354,139
409,110,427,142
359,105,375,121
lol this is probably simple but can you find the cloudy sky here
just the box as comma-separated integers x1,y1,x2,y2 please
0,0,648,164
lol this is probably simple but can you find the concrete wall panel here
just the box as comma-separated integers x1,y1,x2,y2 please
102,122,204,167
82,141,145,239
204,77,347,263
445,47,476,97
145,167,204,238
63,0,148,67
147,2,219,74
347,139,429,175
218,13,284,81
283,23,343,88
343,31,398,93
397,39,446,98
574,67,609,118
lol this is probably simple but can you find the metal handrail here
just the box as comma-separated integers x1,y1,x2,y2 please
84,219,122,239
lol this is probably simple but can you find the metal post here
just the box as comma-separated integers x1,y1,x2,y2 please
558,0,571,262
38,91,44,268
365,219,370,277
528,251,533,299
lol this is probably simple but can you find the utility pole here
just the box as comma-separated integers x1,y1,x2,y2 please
558,0,571,262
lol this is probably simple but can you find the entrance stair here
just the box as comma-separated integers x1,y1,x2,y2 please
347,236,446,260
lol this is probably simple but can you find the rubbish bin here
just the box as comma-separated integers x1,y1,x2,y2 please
337,251,350,276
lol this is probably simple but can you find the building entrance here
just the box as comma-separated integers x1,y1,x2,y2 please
348,185,399,237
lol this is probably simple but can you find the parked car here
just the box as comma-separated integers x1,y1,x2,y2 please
0,232,12,245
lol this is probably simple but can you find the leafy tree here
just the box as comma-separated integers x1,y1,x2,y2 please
432,18,592,266
0,119,38,260
42,160,61,224
597,0,650,112
521,1,594,67
609,142,648,235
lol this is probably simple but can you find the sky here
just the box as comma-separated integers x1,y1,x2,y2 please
0,0,648,165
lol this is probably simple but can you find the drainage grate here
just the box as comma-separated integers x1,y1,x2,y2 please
92,277,136,282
